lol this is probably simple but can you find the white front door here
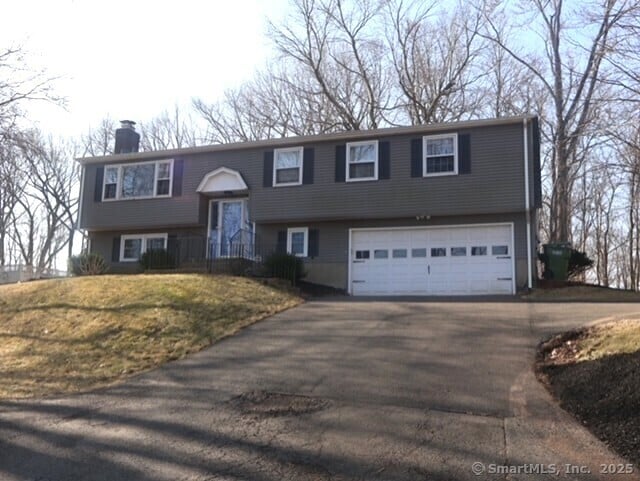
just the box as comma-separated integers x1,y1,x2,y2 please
350,224,514,295
209,198,249,258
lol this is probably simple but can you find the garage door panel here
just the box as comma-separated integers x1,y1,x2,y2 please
351,224,514,296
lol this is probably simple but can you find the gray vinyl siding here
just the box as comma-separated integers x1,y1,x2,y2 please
252,124,525,223
256,213,530,290
80,163,202,230
89,227,205,273
80,122,530,229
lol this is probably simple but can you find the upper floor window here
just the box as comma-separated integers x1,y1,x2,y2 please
103,159,173,201
423,133,458,177
346,140,378,182
273,147,303,186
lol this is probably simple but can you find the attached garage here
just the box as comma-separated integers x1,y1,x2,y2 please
349,224,515,295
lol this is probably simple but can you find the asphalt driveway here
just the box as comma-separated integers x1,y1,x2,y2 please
1,300,640,481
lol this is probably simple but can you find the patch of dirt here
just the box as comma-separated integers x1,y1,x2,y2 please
229,390,330,417
536,332,640,466
536,328,590,365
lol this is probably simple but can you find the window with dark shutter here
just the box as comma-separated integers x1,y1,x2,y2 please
458,134,471,174
302,148,314,185
172,159,184,196
410,139,422,177
423,134,458,176
276,230,287,253
378,141,390,180
263,151,274,187
335,145,346,182
94,167,104,202
112,236,121,262
308,229,319,257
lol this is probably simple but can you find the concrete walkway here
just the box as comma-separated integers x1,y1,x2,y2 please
1,300,640,481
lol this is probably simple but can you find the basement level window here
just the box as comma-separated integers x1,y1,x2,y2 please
287,227,308,257
120,233,168,262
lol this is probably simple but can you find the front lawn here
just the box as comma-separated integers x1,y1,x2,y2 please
536,319,640,466
0,274,301,399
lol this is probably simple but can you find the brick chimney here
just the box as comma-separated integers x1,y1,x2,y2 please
114,120,140,154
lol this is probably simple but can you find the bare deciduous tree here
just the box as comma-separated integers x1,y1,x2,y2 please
139,106,201,151
481,0,639,243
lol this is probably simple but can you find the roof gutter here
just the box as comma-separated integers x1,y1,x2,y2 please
76,115,536,165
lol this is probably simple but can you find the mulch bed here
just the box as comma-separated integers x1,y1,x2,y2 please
536,331,640,466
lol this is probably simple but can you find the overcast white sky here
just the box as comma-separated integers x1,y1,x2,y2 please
2,0,288,138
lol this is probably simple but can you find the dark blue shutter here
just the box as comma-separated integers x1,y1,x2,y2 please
276,230,287,253
302,148,314,184
263,151,274,187
167,234,178,266
410,139,422,177
532,117,542,208
458,134,471,174
335,145,346,182
308,229,319,258
111,236,120,262
172,159,184,196
378,141,390,180
94,166,104,202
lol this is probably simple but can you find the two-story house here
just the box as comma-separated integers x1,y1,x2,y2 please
77,115,541,296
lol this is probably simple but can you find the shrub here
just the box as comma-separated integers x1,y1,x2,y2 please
68,252,108,276
567,249,594,280
263,252,306,283
140,248,176,270
538,248,594,280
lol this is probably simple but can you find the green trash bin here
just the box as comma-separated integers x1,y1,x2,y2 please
542,243,572,280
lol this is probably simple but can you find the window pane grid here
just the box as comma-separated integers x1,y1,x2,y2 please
349,163,375,179
471,246,487,256
275,149,302,185
123,239,142,260
106,161,172,200
424,135,456,175
349,143,376,163
374,249,388,259
426,156,454,173
426,138,454,156
276,168,300,184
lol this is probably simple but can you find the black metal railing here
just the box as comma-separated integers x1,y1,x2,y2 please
142,234,302,285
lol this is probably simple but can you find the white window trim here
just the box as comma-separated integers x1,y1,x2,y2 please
423,133,458,177
273,147,304,187
103,159,174,201
346,140,378,182
287,227,309,258
119,233,168,262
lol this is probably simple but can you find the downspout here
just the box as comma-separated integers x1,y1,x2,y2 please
523,119,533,289
77,164,86,252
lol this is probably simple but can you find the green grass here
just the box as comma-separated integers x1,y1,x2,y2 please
0,274,301,399
577,319,640,362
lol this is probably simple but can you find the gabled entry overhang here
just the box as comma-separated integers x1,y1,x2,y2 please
196,167,248,195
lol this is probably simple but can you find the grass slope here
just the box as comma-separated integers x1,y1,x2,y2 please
523,285,640,302
537,319,640,466
0,274,301,399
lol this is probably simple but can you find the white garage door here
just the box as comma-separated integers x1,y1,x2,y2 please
350,224,514,295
